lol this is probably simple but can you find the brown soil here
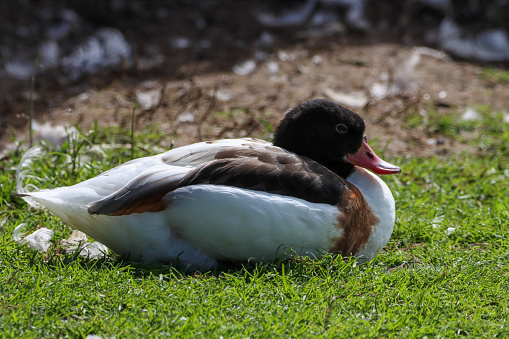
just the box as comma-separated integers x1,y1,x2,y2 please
2,3,509,159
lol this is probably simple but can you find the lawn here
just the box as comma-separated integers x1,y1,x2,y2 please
0,107,508,338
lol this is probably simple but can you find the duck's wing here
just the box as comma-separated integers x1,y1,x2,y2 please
160,138,271,166
87,166,188,216
178,147,347,205
89,145,347,216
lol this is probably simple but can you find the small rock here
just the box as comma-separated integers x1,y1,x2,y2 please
258,32,275,49
5,59,33,80
277,50,296,62
214,89,233,102
136,88,161,110
32,120,78,148
461,108,481,121
233,60,257,75
370,82,389,100
170,37,192,49
177,112,195,123
426,138,445,146
322,87,368,108
60,230,87,249
61,28,131,82
254,0,316,27
439,17,509,62
61,230,109,259
79,242,109,260
311,55,322,65
266,61,279,75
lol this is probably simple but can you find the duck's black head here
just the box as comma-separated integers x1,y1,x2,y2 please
273,99,400,178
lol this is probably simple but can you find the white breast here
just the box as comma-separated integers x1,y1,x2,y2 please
346,167,396,261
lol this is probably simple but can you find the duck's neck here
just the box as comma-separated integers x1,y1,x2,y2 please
273,139,355,179
322,161,356,179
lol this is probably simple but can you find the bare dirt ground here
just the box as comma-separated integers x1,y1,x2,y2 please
2,2,509,159
4,42,508,158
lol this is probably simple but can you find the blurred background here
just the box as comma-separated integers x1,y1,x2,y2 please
1,0,509,157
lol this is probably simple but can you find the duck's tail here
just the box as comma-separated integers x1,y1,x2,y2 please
15,146,46,208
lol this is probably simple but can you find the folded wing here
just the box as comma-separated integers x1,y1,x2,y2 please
89,145,347,216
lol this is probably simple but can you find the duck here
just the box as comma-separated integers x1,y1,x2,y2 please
16,98,401,270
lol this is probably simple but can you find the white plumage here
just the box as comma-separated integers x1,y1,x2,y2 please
16,99,400,269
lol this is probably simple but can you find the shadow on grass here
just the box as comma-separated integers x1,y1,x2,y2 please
8,243,365,281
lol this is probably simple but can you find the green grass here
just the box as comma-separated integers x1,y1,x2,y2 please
1,110,509,338
480,67,509,83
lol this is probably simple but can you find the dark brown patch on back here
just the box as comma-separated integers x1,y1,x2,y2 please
104,194,168,216
88,171,184,216
214,147,273,160
329,182,380,257
181,146,348,205
89,190,170,216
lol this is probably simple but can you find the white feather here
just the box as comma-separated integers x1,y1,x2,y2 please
162,185,342,261
346,167,396,261
16,146,46,208
15,138,396,269
13,224,54,253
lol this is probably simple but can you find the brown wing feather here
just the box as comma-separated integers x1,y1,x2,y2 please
88,170,185,216
89,145,347,216
177,147,346,205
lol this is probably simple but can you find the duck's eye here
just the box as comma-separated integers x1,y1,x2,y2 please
335,124,348,134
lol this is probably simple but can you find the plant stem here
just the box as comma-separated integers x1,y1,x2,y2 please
131,104,137,159
28,59,39,147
